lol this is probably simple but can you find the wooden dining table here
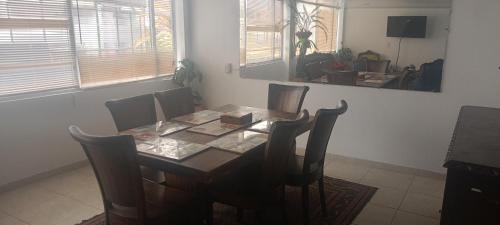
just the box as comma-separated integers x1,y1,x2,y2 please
126,104,313,184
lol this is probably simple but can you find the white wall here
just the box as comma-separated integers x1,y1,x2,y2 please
0,79,177,187
343,7,450,68
189,0,500,173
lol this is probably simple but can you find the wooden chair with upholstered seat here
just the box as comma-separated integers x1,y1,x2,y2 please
68,126,199,225
105,94,165,183
207,110,310,224
286,100,348,225
154,87,195,120
268,83,310,115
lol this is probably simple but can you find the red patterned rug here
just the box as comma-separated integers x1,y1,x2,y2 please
77,176,376,225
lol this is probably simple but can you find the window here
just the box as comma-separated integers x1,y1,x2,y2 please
0,0,177,97
240,0,283,66
297,1,341,55
73,0,176,87
0,0,78,96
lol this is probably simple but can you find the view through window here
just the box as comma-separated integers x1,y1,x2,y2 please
240,0,283,66
73,0,176,87
0,0,176,97
296,1,339,55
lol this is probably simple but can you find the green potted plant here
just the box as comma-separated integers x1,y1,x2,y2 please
173,59,203,104
286,0,328,77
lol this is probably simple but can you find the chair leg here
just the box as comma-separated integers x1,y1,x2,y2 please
302,185,310,225
255,209,265,225
281,201,288,225
206,202,213,225
318,177,327,217
237,207,244,222
281,186,288,224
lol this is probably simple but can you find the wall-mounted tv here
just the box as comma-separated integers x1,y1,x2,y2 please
387,16,427,38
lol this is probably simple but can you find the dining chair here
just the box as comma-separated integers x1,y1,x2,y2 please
105,94,164,183
68,126,199,225
268,83,310,115
105,94,157,132
154,87,195,120
207,110,310,224
286,100,348,225
365,59,391,73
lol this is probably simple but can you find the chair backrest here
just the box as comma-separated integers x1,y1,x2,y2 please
358,50,381,61
268,83,310,115
327,71,358,86
398,69,418,90
303,101,348,175
260,110,310,192
105,94,157,132
68,126,146,224
418,59,444,92
366,60,391,73
155,87,195,120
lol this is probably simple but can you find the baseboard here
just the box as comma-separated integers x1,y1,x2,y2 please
325,153,446,179
296,147,446,179
0,160,90,193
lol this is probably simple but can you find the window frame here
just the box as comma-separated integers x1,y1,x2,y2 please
0,0,183,100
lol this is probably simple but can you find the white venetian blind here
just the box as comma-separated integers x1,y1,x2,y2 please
73,0,176,87
0,0,78,96
240,0,283,65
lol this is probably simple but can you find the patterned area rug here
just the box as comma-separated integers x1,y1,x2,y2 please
77,176,376,225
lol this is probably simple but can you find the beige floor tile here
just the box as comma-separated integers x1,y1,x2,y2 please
12,195,101,225
391,211,439,225
0,215,29,225
324,161,369,182
408,176,445,198
0,183,60,215
353,204,396,225
369,186,406,209
400,193,442,219
360,168,414,190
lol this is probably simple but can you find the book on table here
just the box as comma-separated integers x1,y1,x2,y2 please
206,130,268,154
137,137,209,161
173,110,223,125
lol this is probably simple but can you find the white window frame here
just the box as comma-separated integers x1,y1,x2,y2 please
0,0,186,101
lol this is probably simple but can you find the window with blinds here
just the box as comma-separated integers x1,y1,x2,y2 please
0,0,78,96
73,0,176,87
297,1,339,55
240,0,283,66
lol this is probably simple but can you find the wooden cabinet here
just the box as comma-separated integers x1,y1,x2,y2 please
441,106,500,225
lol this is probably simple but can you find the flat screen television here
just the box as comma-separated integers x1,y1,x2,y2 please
387,16,427,38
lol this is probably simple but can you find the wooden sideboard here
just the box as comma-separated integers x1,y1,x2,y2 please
441,106,500,225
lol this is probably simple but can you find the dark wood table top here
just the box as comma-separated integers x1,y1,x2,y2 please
133,104,313,182
445,106,500,170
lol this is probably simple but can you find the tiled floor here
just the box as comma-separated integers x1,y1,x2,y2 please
0,156,445,225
